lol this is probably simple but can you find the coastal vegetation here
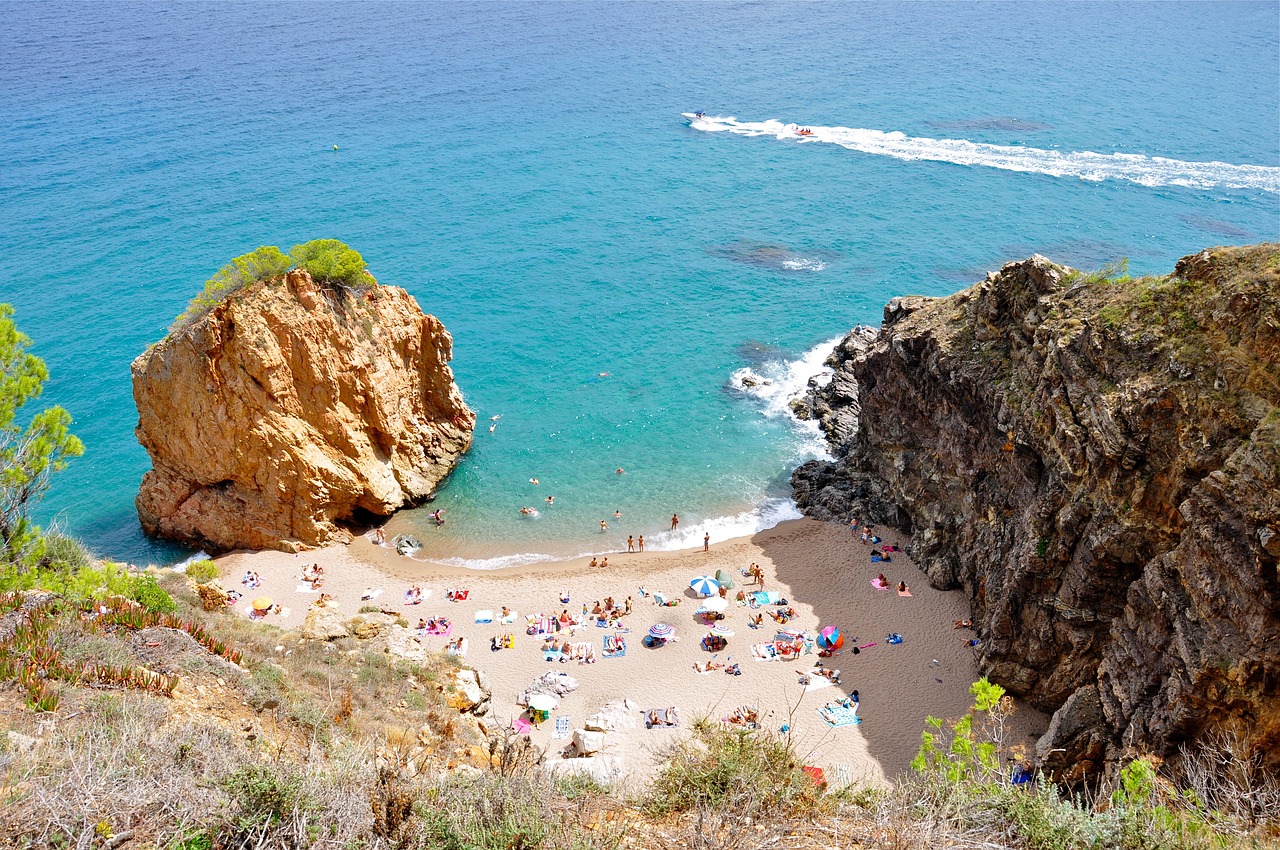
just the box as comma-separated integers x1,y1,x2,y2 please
170,240,373,331
2,580,1275,849
0,304,84,570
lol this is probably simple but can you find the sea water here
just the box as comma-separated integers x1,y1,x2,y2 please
2,2,1277,567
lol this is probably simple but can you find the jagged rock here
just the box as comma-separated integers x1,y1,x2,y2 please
349,612,403,640
570,729,606,757
444,668,492,716
132,269,475,552
584,700,637,732
545,755,623,783
794,245,1280,778
195,580,227,612
301,602,349,641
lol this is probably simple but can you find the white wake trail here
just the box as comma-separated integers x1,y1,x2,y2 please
684,114,1280,194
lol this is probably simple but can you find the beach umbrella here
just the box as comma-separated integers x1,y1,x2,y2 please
689,575,719,597
697,597,729,614
714,568,735,589
648,622,676,639
818,626,844,649
528,693,558,712
251,596,273,611
709,623,735,637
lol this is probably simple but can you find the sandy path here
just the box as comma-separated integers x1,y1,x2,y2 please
217,519,1044,785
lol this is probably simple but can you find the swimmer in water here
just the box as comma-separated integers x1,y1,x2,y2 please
530,478,539,485
490,414,502,421
614,510,622,519
488,424,496,433
545,496,554,505
615,467,625,475
600,519,608,532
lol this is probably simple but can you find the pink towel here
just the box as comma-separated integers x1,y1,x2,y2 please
898,590,912,597
870,580,889,590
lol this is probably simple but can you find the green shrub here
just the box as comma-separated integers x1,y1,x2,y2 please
222,763,315,834
645,724,819,817
289,239,372,288
129,573,175,613
172,246,292,330
185,559,219,583
39,533,94,571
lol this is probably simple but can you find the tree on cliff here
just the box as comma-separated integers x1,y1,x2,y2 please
0,304,84,567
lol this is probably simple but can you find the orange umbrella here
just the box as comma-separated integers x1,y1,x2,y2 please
252,596,273,611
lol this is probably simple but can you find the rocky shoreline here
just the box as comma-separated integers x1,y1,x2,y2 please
790,245,1280,780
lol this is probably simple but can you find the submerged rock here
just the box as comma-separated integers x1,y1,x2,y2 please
132,269,474,551
794,245,1280,778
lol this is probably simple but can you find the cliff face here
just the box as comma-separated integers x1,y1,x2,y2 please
793,245,1280,778
133,270,475,551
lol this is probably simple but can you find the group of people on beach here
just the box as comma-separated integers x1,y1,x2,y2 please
302,564,325,590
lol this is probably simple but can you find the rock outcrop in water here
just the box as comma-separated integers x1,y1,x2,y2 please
792,245,1280,779
133,269,474,551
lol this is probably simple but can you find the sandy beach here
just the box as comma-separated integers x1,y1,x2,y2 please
217,518,1045,786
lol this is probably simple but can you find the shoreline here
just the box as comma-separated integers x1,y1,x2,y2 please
217,517,1047,783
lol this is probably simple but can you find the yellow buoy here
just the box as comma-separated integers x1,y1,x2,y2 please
333,144,339,151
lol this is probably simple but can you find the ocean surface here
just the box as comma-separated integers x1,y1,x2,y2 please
2,1,1277,568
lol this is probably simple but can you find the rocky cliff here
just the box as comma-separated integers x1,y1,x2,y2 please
793,245,1280,779
133,269,474,551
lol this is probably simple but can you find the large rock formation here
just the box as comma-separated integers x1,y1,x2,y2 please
793,245,1279,779
134,269,474,551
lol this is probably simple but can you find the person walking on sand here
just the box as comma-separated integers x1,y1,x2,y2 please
703,532,710,552
627,535,635,552
671,514,679,531
638,534,645,552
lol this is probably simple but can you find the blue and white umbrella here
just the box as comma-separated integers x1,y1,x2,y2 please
649,622,676,639
689,575,720,597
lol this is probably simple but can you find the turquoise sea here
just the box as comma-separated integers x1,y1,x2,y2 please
2,2,1277,567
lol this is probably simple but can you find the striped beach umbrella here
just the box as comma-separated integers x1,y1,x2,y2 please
649,622,676,639
689,575,720,597
817,625,843,649
709,623,735,637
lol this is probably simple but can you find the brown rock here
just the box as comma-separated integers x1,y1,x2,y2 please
132,269,475,551
195,580,227,612
795,244,1280,779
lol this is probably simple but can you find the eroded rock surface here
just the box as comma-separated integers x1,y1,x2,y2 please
133,270,474,551
793,245,1280,777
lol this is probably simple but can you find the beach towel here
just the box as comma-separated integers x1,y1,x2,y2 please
603,635,627,658
870,580,889,591
644,707,679,728
451,590,470,602
513,717,532,736
752,643,780,661
295,584,320,594
499,610,518,624
898,589,912,597
360,588,383,601
801,675,835,693
817,704,862,727
552,716,572,739
474,610,494,624
751,591,783,607
543,648,563,662
427,623,453,637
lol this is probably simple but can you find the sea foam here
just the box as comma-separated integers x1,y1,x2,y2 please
685,114,1280,194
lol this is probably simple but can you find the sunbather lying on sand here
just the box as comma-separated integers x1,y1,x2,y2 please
693,660,726,673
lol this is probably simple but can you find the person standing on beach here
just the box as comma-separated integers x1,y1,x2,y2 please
638,534,645,552
703,532,710,552
627,535,635,552
671,514,679,531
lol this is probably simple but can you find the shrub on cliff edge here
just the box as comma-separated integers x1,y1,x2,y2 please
172,246,292,331
289,239,373,289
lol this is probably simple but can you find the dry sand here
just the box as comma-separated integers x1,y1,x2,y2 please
217,518,1045,786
